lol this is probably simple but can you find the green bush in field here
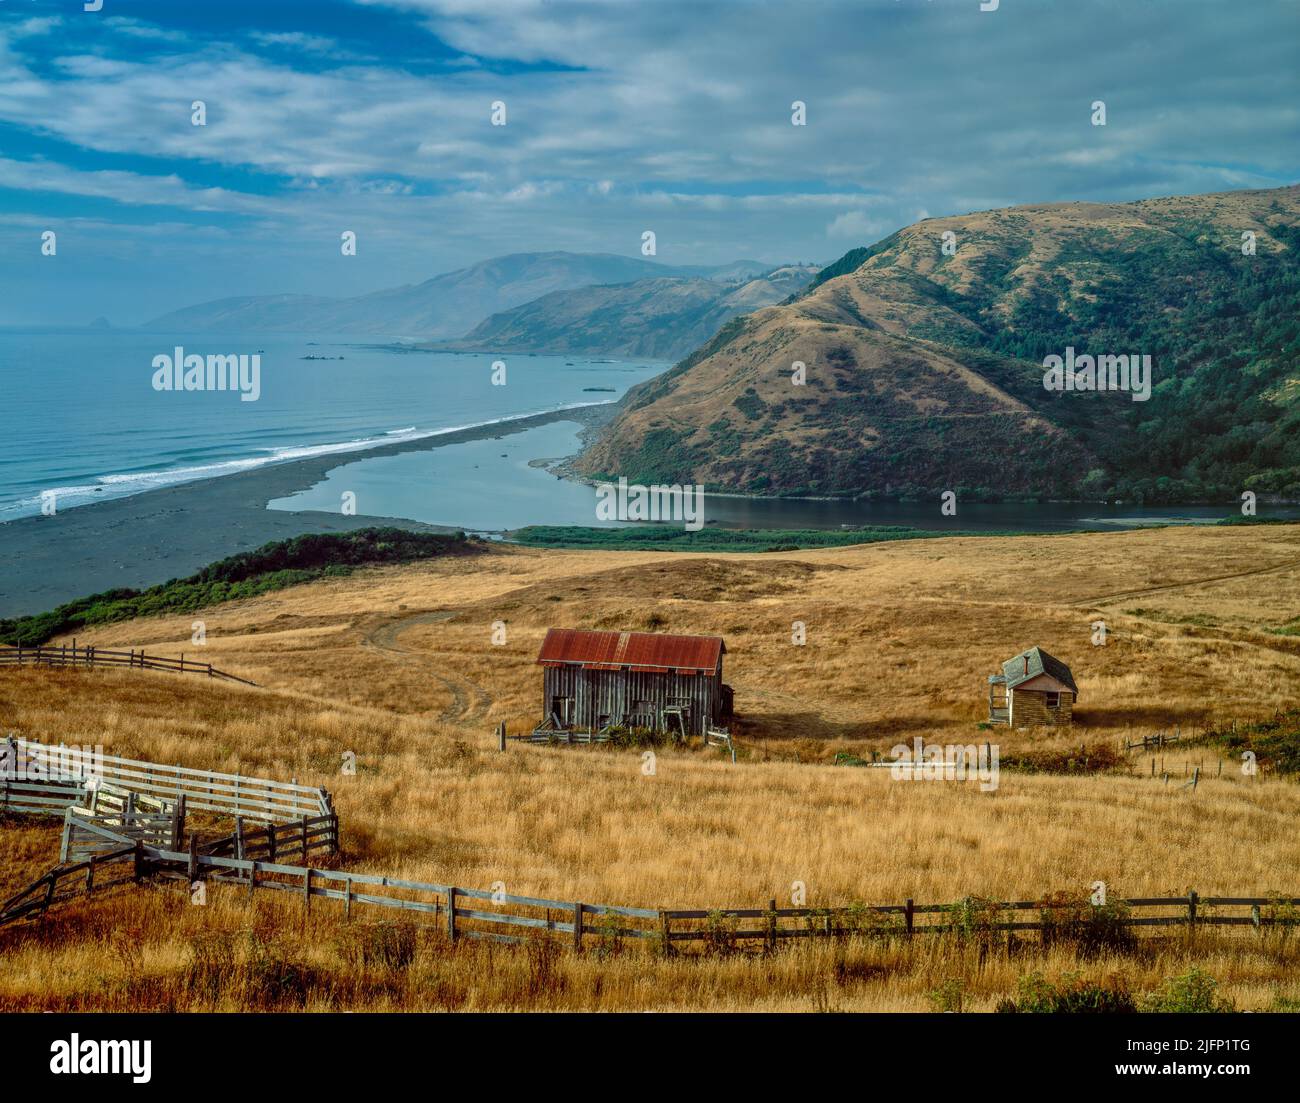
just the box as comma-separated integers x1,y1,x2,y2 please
1141,967,1235,1013
997,971,1137,1014
509,523,1016,553
1195,709,1300,777
0,528,473,647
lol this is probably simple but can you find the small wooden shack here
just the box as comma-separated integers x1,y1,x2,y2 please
987,646,1077,728
535,628,732,739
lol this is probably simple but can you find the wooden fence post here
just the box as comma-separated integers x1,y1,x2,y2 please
767,898,777,954
304,868,312,912
173,793,186,851
659,910,672,956
300,815,309,863
905,898,915,938
573,902,584,952
498,722,506,752
234,816,245,862
187,834,198,884
247,860,257,900
446,887,457,942
1187,890,1198,930
345,877,353,920
85,856,95,895
133,840,144,882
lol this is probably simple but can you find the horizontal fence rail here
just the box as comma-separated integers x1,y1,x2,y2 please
0,777,87,818
201,814,340,865
7,808,1297,949
0,643,257,687
5,738,332,823
0,846,139,925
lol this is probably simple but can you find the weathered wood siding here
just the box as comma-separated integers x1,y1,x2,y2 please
1010,689,1074,728
542,666,723,736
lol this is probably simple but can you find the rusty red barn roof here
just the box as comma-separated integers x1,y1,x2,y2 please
537,628,724,673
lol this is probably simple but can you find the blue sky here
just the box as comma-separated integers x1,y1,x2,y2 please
1,0,1297,325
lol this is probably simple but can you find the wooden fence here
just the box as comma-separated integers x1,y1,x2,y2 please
0,776,87,818
61,807,176,863
0,642,257,686
201,813,340,865
1123,728,1187,753
0,845,140,925
5,737,332,823
10,804,1297,949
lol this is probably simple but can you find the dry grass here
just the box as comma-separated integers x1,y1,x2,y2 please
2,888,1298,1012
3,522,1299,1010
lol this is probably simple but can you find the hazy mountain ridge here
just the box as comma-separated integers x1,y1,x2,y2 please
145,252,770,338
447,265,819,358
577,185,1300,501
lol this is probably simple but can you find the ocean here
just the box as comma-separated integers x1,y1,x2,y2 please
3,329,1296,534
0,329,661,522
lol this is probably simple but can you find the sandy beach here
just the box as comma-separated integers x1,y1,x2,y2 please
0,406,610,619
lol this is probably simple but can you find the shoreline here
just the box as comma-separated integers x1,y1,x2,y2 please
0,405,613,619
3,390,1294,619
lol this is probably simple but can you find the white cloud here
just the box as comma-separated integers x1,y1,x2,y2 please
12,17,62,38
825,210,884,240
0,156,281,214
0,0,1294,318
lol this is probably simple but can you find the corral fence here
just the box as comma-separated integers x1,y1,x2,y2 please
3,750,1295,950
201,812,340,865
7,799,1298,951
62,803,179,863
0,642,257,687
0,776,86,819
0,845,140,925
2,737,333,824
1,737,340,922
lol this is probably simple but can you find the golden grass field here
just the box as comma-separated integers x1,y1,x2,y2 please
2,522,1299,1011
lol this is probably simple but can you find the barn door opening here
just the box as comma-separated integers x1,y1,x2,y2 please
661,705,689,740
551,696,574,727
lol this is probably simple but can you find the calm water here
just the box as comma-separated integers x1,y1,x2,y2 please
0,330,662,520
271,424,1300,533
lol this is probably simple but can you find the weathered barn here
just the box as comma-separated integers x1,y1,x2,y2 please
535,628,732,739
987,646,1078,728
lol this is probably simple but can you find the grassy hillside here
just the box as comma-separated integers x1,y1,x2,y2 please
578,185,1300,502
2,523,1299,1010
448,266,818,359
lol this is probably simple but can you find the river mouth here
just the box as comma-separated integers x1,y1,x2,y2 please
268,427,1297,533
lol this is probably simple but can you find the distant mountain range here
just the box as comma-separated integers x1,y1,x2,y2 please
445,265,818,359
577,185,1300,502
145,252,773,339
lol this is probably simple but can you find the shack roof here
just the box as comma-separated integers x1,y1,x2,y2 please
1001,646,1078,695
537,628,725,673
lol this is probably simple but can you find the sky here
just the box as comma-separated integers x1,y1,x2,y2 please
0,0,1296,325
